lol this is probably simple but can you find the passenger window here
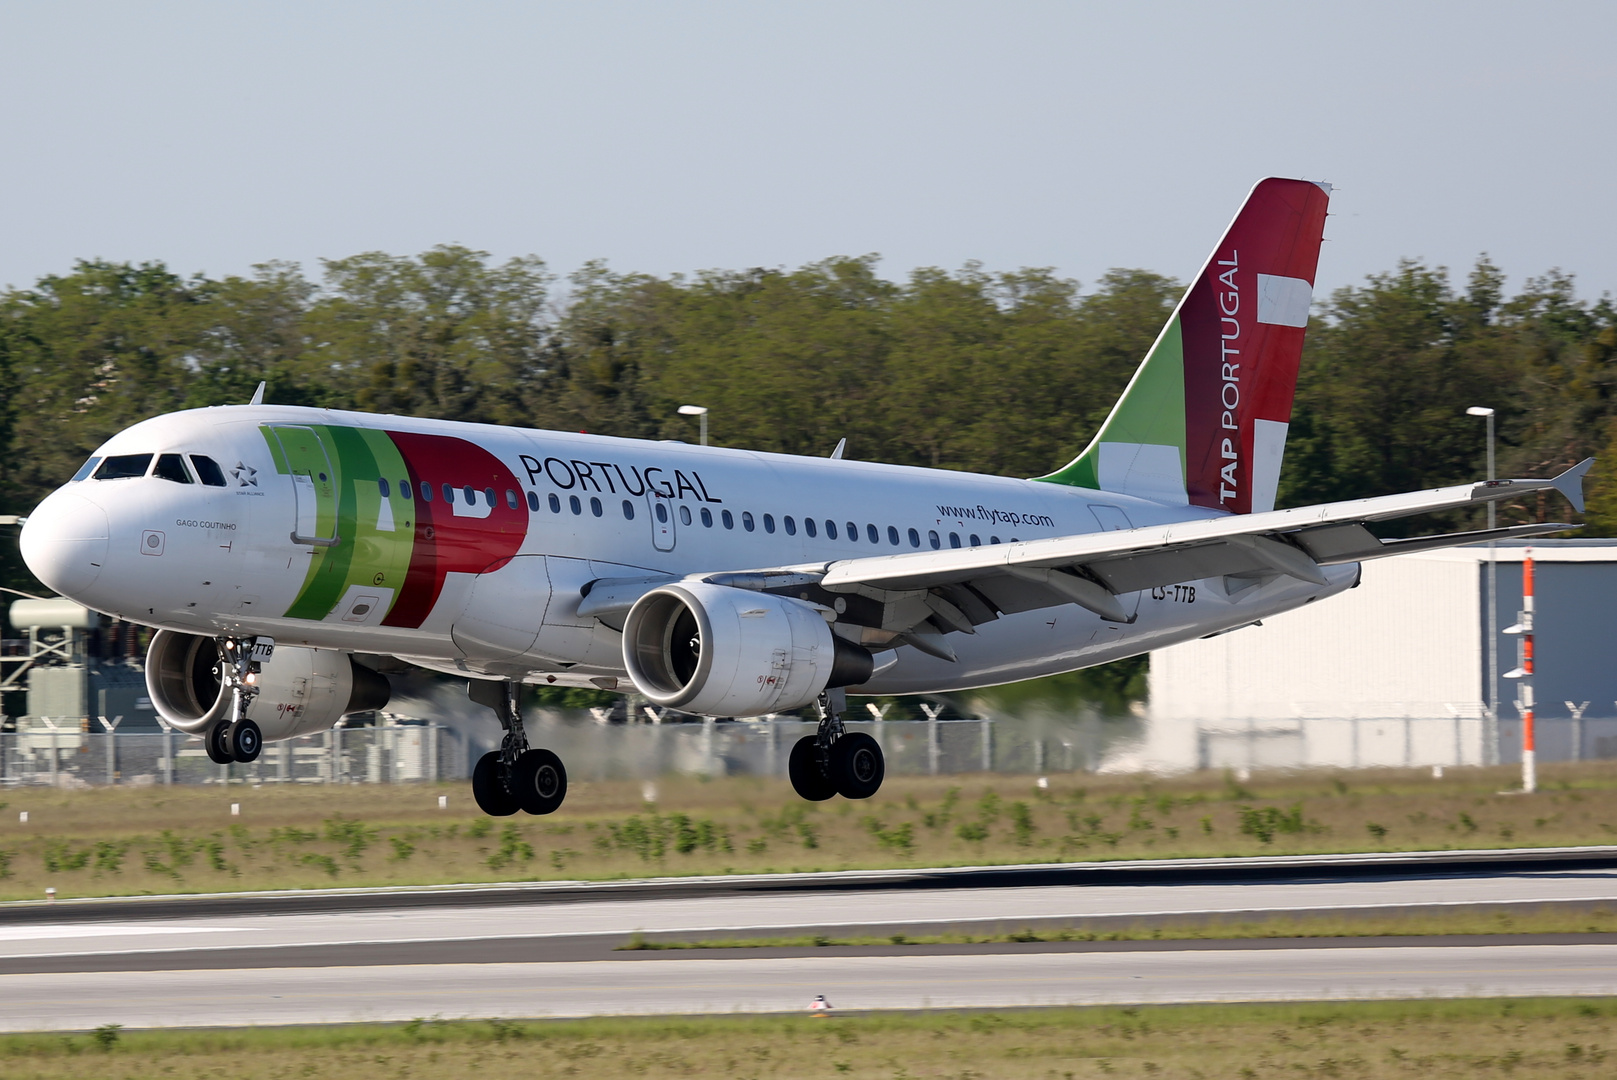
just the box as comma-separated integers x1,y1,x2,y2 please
94,454,153,480
763,514,775,534
505,489,518,510
990,536,1000,545
569,495,582,515
549,493,561,513
153,454,193,484
969,534,981,546
700,507,713,527
803,518,815,538
907,528,920,548
888,526,900,546
464,485,477,504
378,478,391,498
400,480,413,500
821,520,832,539
949,532,961,549
421,483,434,503
622,499,635,520
591,497,603,517
526,491,539,512
784,516,796,536
866,524,878,544
722,509,734,529
191,455,228,487
70,457,102,482
656,503,668,523
849,523,860,542
679,505,692,526
744,512,756,532
442,484,455,504
484,487,496,507
928,530,941,550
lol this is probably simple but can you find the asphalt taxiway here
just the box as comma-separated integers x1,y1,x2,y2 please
0,847,1611,1030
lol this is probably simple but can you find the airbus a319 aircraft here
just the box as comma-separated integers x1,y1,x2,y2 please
19,178,1590,816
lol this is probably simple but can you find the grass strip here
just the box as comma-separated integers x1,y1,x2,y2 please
618,903,1617,950
3,998,1614,1078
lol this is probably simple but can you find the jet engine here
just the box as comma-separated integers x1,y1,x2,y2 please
144,629,391,741
622,583,873,717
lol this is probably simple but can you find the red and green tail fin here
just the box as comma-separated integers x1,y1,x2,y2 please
1037,177,1331,514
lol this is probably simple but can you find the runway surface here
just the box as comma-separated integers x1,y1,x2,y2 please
1,945,1615,1031
0,850,1610,1029
0,863,1611,965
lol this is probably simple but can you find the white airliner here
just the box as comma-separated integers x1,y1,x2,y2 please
19,178,1588,816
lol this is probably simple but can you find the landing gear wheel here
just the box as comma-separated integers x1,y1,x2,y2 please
229,719,262,763
831,731,884,800
788,735,837,802
204,722,234,765
471,751,519,817
511,748,568,815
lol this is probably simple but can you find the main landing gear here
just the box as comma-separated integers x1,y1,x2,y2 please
203,636,264,765
788,688,885,802
469,679,568,817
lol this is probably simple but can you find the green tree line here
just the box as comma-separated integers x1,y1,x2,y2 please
3,245,1614,601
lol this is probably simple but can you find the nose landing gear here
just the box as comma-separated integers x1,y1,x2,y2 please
788,689,885,802
204,636,267,764
469,679,569,817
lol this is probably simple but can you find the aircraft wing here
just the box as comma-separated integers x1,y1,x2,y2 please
582,460,1589,656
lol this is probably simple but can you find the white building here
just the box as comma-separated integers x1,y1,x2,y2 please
1135,540,1617,772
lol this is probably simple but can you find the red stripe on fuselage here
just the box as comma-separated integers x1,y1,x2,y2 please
381,430,530,629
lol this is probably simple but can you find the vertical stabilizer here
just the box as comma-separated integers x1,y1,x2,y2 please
1038,177,1331,514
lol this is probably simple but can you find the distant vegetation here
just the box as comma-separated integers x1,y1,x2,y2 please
2,247,1612,704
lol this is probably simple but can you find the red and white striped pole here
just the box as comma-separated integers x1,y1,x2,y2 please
1504,547,1537,793
1520,548,1536,793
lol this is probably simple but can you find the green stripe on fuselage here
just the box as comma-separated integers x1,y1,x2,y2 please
262,424,417,622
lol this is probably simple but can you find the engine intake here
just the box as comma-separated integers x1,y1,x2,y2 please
145,630,390,740
622,583,872,716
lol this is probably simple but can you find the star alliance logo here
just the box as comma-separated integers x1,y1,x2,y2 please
231,462,259,488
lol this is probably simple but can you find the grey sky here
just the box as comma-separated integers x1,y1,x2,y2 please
3,1,1613,304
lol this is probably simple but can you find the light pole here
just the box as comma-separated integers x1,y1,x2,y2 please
1467,406,1498,765
678,404,708,447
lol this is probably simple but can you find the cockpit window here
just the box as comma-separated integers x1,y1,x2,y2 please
190,455,228,487
70,457,102,482
153,454,194,484
93,454,153,480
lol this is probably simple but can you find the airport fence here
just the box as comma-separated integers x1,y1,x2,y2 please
0,716,1103,788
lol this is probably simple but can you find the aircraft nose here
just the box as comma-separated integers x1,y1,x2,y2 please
19,490,110,600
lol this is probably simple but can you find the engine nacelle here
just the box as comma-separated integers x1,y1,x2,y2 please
622,583,873,717
145,630,391,741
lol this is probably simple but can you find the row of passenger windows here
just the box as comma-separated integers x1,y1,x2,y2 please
378,477,1020,550
75,453,230,487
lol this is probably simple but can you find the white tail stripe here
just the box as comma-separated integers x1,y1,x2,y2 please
1249,419,1289,514
1256,274,1313,328
1098,442,1187,506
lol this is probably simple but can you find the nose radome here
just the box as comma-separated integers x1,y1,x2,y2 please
20,490,110,601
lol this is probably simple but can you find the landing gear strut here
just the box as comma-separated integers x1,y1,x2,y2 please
205,635,264,764
470,680,568,817
788,688,884,802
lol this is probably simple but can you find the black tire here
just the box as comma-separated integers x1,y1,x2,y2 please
204,723,234,765
788,735,837,801
831,731,884,800
511,748,568,815
471,751,519,816
229,719,262,763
